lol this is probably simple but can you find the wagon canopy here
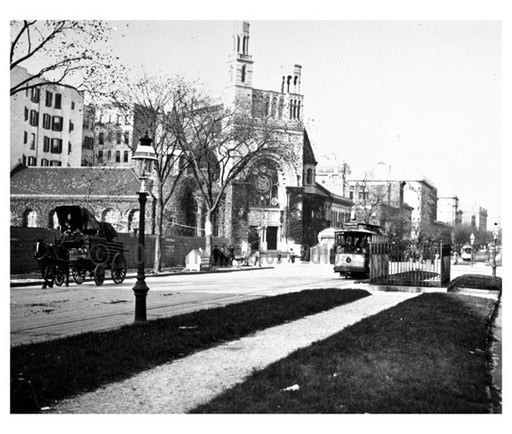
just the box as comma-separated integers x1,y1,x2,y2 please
54,206,117,240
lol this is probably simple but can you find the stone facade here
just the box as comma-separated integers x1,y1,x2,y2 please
10,167,149,233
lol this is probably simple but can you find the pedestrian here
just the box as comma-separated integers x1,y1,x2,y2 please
212,245,220,266
289,248,295,263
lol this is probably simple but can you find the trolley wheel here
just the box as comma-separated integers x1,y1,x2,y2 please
71,268,86,284
54,266,66,286
111,253,127,284
94,264,106,286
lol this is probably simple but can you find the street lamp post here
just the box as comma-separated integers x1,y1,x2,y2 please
131,132,157,324
469,232,475,268
492,223,499,277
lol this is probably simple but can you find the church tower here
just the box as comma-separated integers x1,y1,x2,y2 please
223,21,254,113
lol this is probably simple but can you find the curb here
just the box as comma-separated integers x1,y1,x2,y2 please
10,266,274,288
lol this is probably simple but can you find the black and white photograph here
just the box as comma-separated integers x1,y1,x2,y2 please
5,0,509,430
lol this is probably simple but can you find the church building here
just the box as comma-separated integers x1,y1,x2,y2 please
170,22,353,255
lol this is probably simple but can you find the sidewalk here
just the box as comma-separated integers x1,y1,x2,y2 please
49,290,419,413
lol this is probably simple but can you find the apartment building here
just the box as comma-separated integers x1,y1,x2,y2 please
10,66,84,169
93,105,134,166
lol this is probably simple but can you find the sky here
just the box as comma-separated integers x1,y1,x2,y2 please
104,20,502,223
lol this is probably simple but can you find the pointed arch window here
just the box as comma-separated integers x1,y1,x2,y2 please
306,168,313,185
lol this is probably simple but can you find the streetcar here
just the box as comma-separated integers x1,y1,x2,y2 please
333,223,386,278
460,244,473,262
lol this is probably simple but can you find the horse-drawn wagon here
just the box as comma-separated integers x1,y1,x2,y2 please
34,206,127,287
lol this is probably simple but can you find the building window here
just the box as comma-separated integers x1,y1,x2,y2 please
68,141,72,154
41,158,49,166
97,150,103,162
107,131,113,142
51,138,62,154
123,150,129,162
241,65,246,83
23,131,27,144
116,131,122,144
45,91,53,107
29,110,39,126
306,168,313,185
115,150,120,163
52,116,63,131
27,156,36,166
42,113,51,129
247,158,280,207
24,107,28,121
69,120,74,132
30,133,36,150
99,132,104,145
107,150,111,161
54,93,62,109
124,131,130,145
22,154,26,165
50,160,62,166
71,101,75,110
43,136,50,152
30,87,40,103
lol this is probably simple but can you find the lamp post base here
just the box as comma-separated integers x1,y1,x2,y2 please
133,280,149,323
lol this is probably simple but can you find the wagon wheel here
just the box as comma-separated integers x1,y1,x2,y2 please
54,265,66,286
71,267,86,284
93,264,106,286
111,253,127,284
90,244,109,265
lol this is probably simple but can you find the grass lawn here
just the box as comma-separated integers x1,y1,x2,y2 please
447,274,502,293
11,288,369,413
192,293,497,413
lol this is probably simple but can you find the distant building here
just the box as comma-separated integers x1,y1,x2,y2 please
81,104,96,166
10,66,84,169
461,204,488,232
93,104,135,167
346,179,413,240
437,196,462,227
315,153,351,197
347,160,438,241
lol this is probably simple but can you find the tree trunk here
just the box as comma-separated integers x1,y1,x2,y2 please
153,182,163,273
204,209,213,257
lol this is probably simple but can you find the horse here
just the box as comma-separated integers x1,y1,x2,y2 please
33,239,70,288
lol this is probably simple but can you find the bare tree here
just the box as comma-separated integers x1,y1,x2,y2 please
112,75,191,272
173,90,285,256
352,178,389,225
10,20,116,97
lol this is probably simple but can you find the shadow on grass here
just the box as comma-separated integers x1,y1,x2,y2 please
11,288,369,413
193,293,497,414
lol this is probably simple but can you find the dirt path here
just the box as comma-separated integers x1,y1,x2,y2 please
50,290,419,414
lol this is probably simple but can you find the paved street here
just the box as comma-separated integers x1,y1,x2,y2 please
10,261,500,347
11,263,369,346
